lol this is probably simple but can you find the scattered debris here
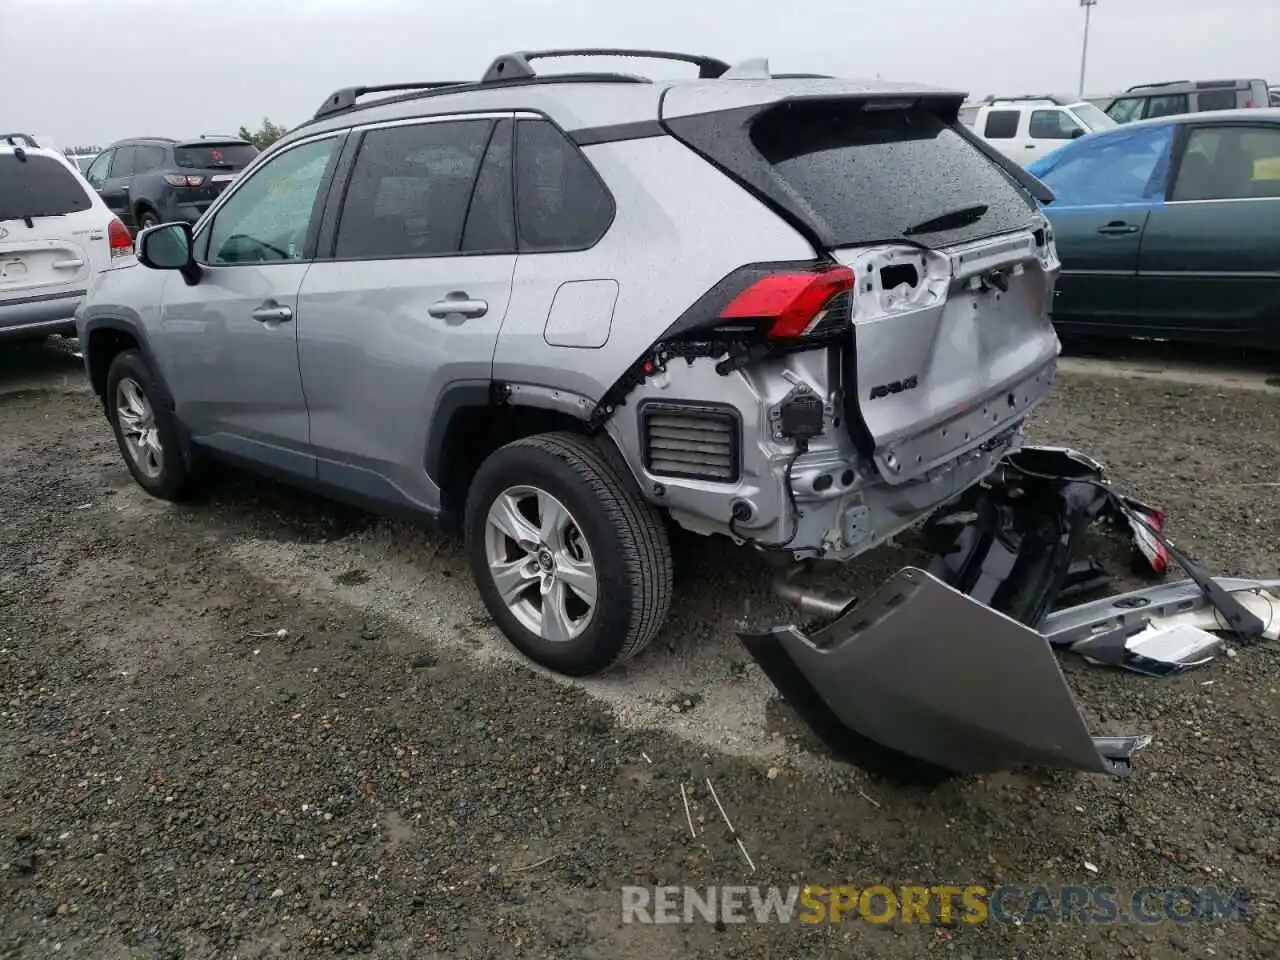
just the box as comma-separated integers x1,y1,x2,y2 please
857,787,881,809
509,852,559,873
679,783,697,840
705,777,755,873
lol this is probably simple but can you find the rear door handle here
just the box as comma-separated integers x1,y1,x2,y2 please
1097,222,1140,235
251,301,293,323
53,259,85,270
428,293,488,319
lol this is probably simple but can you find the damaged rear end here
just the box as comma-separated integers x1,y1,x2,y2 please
620,83,1155,780
603,83,1064,559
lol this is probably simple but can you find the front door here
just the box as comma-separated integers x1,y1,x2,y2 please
1034,122,1176,331
99,146,135,226
157,133,344,478
296,114,517,510
1136,121,1280,340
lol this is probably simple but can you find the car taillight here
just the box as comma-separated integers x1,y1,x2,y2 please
108,217,134,259
719,266,856,340
164,174,205,187
664,262,857,345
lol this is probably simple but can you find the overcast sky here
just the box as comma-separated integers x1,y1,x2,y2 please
3,0,1277,147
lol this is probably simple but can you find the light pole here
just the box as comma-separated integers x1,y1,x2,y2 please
1078,0,1098,98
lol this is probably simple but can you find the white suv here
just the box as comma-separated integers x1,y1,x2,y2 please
1,134,134,342
962,95,1118,167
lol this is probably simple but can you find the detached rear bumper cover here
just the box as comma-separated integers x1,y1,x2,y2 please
740,567,1151,778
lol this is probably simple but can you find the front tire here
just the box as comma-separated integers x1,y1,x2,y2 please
465,432,673,676
105,349,192,501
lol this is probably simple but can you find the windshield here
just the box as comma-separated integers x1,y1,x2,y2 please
173,142,259,170
0,153,94,220
1071,103,1119,132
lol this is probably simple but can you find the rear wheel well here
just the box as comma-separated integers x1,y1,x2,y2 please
436,404,594,528
85,328,140,401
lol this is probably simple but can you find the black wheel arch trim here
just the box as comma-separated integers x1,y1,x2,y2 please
81,315,163,400
423,379,599,488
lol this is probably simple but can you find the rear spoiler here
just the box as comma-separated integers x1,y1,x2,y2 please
953,123,1056,205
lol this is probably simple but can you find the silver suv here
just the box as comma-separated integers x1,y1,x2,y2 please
78,49,1062,677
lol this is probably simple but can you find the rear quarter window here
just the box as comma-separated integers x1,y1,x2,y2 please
0,153,94,220
747,102,1038,248
514,119,614,252
1195,89,1238,112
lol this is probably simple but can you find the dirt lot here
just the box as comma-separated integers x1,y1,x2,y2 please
1,339,1277,960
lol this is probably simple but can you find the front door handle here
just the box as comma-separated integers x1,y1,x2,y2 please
1097,221,1140,236
251,301,293,323
427,292,488,320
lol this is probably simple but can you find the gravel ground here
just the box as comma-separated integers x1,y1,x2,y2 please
1,339,1277,959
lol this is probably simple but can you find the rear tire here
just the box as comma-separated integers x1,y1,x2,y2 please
137,209,161,231
105,349,193,501
465,432,673,676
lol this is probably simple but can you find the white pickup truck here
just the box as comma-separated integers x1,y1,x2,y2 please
960,94,1118,167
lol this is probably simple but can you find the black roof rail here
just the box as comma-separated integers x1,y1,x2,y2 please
480,48,731,83
982,92,1072,106
1125,80,1189,91
0,133,40,147
314,81,467,121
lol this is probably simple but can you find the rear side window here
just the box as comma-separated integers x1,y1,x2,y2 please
1146,94,1189,118
744,103,1037,248
0,153,93,220
514,119,614,252
461,119,516,254
1196,89,1237,112
334,119,492,259
133,144,167,174
983,110,1020,139
174,143,259,170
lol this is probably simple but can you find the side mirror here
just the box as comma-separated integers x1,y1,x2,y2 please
1070,128,1087,140
137,221,201,285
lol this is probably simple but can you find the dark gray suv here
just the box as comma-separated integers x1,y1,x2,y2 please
83,136,259,232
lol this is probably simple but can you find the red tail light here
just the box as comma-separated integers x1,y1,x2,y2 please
108,217,134,259
715,265,855,341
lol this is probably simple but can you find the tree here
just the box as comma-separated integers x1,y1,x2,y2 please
237,118,289,150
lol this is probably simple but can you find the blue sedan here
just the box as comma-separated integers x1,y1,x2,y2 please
1028,108,1280,348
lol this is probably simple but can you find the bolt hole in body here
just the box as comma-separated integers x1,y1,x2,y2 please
483,485,598,643
115,377,163,478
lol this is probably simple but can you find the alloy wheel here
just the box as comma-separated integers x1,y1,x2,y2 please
115,377,164,479
483,485,598,643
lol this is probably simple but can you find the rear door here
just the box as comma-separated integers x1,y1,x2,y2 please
1136,121,1280,340
158,133,344,474
1030,123,1176,329
296,113,516,509
0,151,101,327
100,146,135,225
